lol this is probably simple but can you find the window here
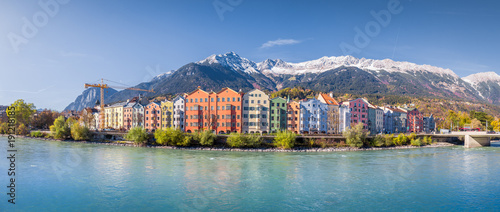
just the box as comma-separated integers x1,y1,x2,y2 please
245,100,248,103
271,103,275,107
217,98,220,102
237,106,240,110
222,98,225,102
205,98,208,102
211,106,214,110
258,100,261,104
227,97,230,102
211,98,214,102
264,100,267,104
251,100,254,104
195,99,198,103
243,114,248,118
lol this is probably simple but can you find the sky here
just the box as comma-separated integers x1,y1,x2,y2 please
1,0,499,111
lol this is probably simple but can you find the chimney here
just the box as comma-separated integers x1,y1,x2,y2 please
329,92,333,98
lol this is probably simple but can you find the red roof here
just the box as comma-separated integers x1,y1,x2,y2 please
318,93,339,105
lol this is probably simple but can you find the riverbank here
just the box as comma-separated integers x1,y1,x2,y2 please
5,134,456,152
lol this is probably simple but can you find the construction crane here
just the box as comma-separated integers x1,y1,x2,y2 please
84,78,154,130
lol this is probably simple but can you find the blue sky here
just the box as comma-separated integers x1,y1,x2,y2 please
1,0,499,111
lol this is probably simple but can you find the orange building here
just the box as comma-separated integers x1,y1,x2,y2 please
184,87,243,134
145,102,161,132
185,88,211,133
215,88,243,134
287,101,300,133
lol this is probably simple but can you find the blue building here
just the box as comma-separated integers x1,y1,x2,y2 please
299,99,328,134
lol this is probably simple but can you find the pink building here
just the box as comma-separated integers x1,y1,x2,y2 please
349,98,370,129
406,108,423,133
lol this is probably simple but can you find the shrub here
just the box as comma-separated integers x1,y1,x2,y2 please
30,131,46,138
125,127,149,145
343,123,368,148
50,116,70,139
411,138,422,146
423,136,433,145
226,133,262,148
155,127,185,146
384,134,394,147
273,130,296,149
195,130,216,146
393,134,409,146
372,135,385,147
71,122,91,141
16,123,29,135
408,133,417,142
0,122,7,134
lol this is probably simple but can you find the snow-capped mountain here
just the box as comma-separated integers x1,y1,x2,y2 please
463,72,500,85
463,72,500,104
197,52,259,74
66,52,500,111
152,70,175,81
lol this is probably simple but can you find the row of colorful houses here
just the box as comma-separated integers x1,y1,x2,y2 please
84,87,435,134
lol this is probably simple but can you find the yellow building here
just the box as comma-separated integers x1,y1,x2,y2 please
104,102,126,129
161,100,173,129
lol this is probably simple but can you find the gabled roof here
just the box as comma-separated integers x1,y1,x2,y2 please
147,101,161,107
216,87,240,95
318,93,339,105
172,95,185,102
186,87,210,96
270,97,287,101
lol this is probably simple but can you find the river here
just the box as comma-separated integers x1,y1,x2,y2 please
0,138,499,211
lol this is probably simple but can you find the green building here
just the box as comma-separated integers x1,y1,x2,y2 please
270,97,287,133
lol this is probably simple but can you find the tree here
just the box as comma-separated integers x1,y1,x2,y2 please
491,118,500,132
155,127,185,146
50,116,70,139
6,99,36,127
125,127,149,145
70,122,91,141
79,109,96,129
31,110,60,130
273,130,296,149
343,122,368,148
470,118,483,130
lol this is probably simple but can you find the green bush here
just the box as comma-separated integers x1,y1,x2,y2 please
194,130,216,146
125,127,149,145
16,123,29,135
30,131,46,138
423,136,433,145
155,127,185,146
384,134,394,147
0,122,7,134
372,135,385,147
226,133,262,148
50,116,70,139
71,122,91,141
408,133,417,142
393,133,409,146
343,123,368,148
411,138,422,146
273,130,296,149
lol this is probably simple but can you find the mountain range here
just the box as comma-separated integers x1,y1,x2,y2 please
65,52,500,111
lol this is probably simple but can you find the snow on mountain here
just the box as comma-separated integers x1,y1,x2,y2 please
257,55,458,78
198,52,459,78
463,72,500,85
197,52,259,74
152,70,175,81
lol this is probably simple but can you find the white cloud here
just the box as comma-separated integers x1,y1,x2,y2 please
260,39,301,49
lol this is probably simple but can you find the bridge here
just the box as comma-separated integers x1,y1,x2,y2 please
432,132,500,148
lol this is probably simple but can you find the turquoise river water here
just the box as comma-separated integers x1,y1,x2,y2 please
0,138,499,211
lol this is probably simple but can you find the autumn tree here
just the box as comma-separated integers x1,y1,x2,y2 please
6,99,36,127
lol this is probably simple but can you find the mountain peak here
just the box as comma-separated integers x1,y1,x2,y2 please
197,52,258,74
463,72,500,84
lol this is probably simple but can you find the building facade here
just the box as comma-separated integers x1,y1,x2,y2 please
339,102,351,133
184,88,211,133
349,98,370,129
215,88,244,134
132,103,144,129
104,102,126,129
405,108,423,133
317,93,340,134
242,89,270,134
172,95,185,131
145,102,161,132
287,101,300,133
423,114,435,133
270,97,287,133
299,99,328,134
161,100,173,129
